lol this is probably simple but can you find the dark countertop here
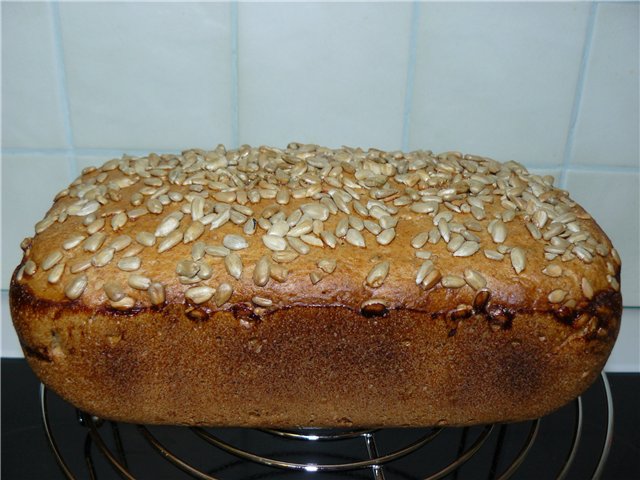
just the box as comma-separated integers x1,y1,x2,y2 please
2,359,639,480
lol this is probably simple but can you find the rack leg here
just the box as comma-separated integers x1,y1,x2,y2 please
363,432,386,480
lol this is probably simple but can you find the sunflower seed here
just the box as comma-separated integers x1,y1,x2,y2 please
84,232,107,252
69,200,100,217
104,282,125,302
438,220,451,243
206,210,231,230
288,237,310,255
158,231,182,253
490,220,507,244
473,289,491,311
415,260,434,285
225,253,243,280
108,296,134,310
287,220,313,238
65,275,88,300
318,258,337,274
548,289,567,303
63,235,86,250
252,296,273,307
363,220,382,236
454,241,480,258
272,251,299,263
176,260,200,278
581,277,594,300
510,247,526,274
301,203,329,221
183,222,205,243
92,248,115,267
35,216,55,233
464,269,486,290
42,250,63,271
185,286,214,304
366,261,389,288
117,256,141,272
525,222,542,240
441,275,465,288
263,234,287,251
349,215,364,231
145,282,165,305
611,248,620,265
135,231,156,247
300,234,324,247
607,275,620,291
346,228,366,248
47,263,65,284
376,228,396,246
422,270,442,289
206,245,231,257
270,264,289,282
411,232,429,249
411,201,438,214
191,196,205,221
320,231,337,248
223,234,248,251
276,189,290,205
243,218,257,235
155,216,180,237
111,212,127,231
415,250,432,260
335,217,349,238
267,220,290,237
253,255,270,286
542,264,562,277
213,282,233,306
70,259,91,273
310,271,325,285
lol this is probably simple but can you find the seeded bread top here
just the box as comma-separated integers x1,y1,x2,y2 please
13,144,621,321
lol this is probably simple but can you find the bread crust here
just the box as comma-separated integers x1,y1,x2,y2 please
9,145,622,427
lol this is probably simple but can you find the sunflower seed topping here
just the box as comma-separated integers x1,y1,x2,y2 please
252,296,273,307
346,228,366,248
214,282,233,306
464,269,486,290
47,263,65,284
411,232,429,249
42,250,63,271
253,255,270,286
225,253,243,280
223,234,248,251
84,232,107,252
63,235,86,250
441,275,466,289
366,261,390,288
263,234,288,251
157,231,183,253
510,247,526,274
581,277,594,299
310,271,325,285
318,258,337,274
542,264,562,277
183,222,205,243
65,274,88,300
422,270,442,289
136,231,156,247
155,216,180,237
454,241,480,257
92,248,115,267
416,260,434,285
376,228,396,246
117,256,141,272
185,286,215,304
104,282,125,302
548,289,567,303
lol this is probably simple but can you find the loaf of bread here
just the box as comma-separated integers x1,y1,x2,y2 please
10,144,621,427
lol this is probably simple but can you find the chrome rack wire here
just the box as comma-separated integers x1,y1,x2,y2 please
40,372,613,480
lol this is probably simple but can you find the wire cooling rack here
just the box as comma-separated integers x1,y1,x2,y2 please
40,372,613,480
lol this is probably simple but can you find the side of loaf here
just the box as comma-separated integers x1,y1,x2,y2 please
10,144,622,427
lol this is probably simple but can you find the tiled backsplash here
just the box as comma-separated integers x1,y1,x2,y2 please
2,1,638,368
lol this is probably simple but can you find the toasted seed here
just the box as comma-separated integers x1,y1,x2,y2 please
155,216,180,237
320,230,337,248
376,228,396,246
276,189,290,205
454,241,480,257
35,216,56,233
128,274,151,290
104,282,125,302
253,255,270,287
335,217,349,238
84,232,107,252
127,207,148,219
490,220,507,244
607,275,620,291
416,260,434,285
318,258,337,274
346,228,366,248
272,251,299,263
92,248,115,267
63,235,86,250
411,201,438,214
366,261,390,288
526,222,542,240
438,221,451,243
270,264,289,282
42,250,63,271
185,286,214,304
267,220,290,237
110,297,135,310
70,259,91,273
47,263,65,284
183,222,205,243
115,256,140,272
252,296,273,307
364,220,382,236
611,248,621,265
422,270,442,289
23,259,37,276
214,282,233,306
415,250,432,260
310,271,325,285
411,232,429,249
484,249,504,261
65,275,88,300
349,215,364,231
548,289,567,303
225,253,243,280
158,231,183,253
288,237,310,254
243,218,257,235
300,234,324,247
464,269,486,290
360,298,389,316
147,282,166,305
581,277,594,299
136,231,156,247
176,260,200,278
287,220,313,238
542,264,562,277
206,210,231,230
190,241,206,261
206,245,231,257
441,275,465,288
263,234,287,251
473,289,491,311
191,196,205,221
111,212,127,231
223,234,248,251
510,247,526,274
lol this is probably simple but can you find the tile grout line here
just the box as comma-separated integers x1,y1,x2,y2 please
230,1,240,149
50,1,78,181
401,0,420,152
559,2,598,190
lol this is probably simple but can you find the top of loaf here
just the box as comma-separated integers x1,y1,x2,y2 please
12,143,621,321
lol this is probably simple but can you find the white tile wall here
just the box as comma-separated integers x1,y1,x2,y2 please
58,2,234,150
570,2,640,168
237,2,412,151
1,2,70,148
408,2,591,166
1,2,638,367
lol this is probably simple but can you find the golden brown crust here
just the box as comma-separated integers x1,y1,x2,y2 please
9,144,622,427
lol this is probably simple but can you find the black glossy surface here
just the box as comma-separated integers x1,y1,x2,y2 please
2,359,639,479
